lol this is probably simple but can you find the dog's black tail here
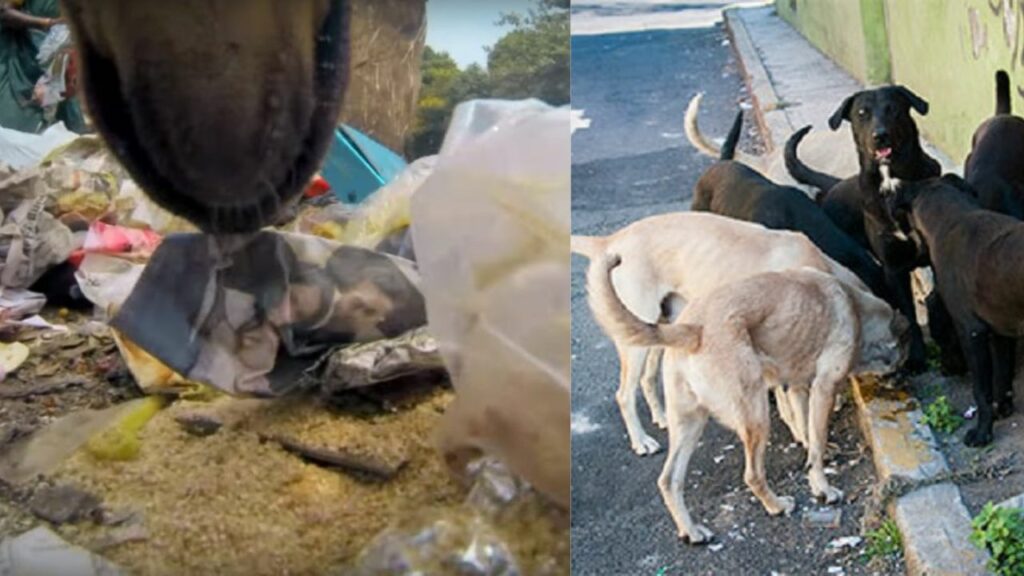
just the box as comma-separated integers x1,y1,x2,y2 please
996,70,1011,115
719,110,743,161
784,125,841,200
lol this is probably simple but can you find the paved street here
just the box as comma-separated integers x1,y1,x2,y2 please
570,11,884,576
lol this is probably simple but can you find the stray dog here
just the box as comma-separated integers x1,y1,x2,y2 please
684,93,859,195
590,256,902,542
786,86,941,373
692,111,889,299
59,0,352,233
965,70,1024,219
890,175,1024,446
571,212,907,455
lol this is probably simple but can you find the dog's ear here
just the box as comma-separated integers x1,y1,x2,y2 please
828,94,857,130
893,86,929,116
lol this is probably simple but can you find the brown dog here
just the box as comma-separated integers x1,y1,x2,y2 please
589,256,902,543
571,212,907,455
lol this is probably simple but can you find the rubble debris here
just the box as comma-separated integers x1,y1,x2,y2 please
265,434,408,481
28,483,100,524
315,327,445,392
90,522,149,552
174,412,223,437
804,507,843,529
0,375,86,399
0,340,29,378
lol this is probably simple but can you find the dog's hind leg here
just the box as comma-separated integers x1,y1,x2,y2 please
658,371,712,543
787,386,810,449
806,373,843,503
740,391,795,517
641,348,668,429
992,333,1016,419
616,344,661,455
772,386,801,447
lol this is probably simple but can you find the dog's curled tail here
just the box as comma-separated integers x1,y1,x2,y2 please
996,70,1011,115
784,125,841,200
588,254,702,352
684,93,722,158
571,235,607,259
720,109,743,161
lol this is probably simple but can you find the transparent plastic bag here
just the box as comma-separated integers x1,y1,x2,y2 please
410,100,570,507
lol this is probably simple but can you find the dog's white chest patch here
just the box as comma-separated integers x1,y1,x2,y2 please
879,165,902,195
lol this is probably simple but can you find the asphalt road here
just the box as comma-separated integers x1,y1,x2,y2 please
570,20,891,576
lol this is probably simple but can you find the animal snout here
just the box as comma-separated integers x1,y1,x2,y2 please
872,129,890,147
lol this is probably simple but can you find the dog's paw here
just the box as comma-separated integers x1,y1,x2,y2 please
681,524,714,545
964,426,994,447
815,485,843,504
767,496,796,517
632,434,662,456
997,400,1015,420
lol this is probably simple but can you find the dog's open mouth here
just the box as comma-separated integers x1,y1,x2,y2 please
874,146,893,163
63,0,350,234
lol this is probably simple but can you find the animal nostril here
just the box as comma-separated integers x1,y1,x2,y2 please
873,131,889,144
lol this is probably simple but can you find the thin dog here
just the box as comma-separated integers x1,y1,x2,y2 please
589,256,902,542
571,212,907,455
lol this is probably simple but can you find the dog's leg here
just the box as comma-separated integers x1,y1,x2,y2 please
806,374,843,503
741,392,795,517
889,269,926,374
961,324,996,447
788,386,810,449
658,372,712,543
992,333,1016,419
772,386,801,448
641,348,667,429
616,344,661,455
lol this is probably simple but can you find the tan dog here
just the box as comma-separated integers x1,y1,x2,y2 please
590,256,902,542
571,212,906,456
685,93,858,196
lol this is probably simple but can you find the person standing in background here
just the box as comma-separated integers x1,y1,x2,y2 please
0,0,84,133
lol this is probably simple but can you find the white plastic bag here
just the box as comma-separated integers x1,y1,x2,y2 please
411,99,569,507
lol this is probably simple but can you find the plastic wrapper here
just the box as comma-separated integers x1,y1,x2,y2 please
109,231,426,396
410,100,570,508
81,221,161,257
314,326,444,391
350,512,520,576
0,527,124,576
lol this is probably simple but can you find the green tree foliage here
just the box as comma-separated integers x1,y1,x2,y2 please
406,0,568,158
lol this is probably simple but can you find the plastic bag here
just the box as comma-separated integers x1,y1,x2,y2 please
410,100,570,507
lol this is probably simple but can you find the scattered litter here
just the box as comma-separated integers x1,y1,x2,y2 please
965,405,977,419
0,375,86,399
828,536,862,550
314,327,444,392
0,526,124,575
465,458,529,513
827,567,843,575
720,504,734,512
174,412,223,437
90,522,149,552
824,466,838,476
84,396,165,461
570,412,601,435
804,507,842,528
265,434,408,481
708,543,724,552
0,340,29,378
28,483,100,524
714,455,726,464
722,444,735,451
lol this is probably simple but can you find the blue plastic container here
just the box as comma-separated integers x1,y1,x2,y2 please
319,124,407,204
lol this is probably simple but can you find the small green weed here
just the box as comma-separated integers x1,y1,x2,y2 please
971,503,1024,576
921,395,963,435
864,518,902,560
925,342,943,372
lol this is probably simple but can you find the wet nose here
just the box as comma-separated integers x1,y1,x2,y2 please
873,129,890,147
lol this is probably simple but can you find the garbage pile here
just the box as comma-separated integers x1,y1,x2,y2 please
0,100,569,575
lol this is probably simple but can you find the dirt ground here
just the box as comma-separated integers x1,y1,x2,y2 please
0,311,569,575
908,347,1024,517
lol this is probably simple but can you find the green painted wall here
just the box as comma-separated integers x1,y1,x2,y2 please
776,0,871,83
883,0,1023,163
774,0,1024,163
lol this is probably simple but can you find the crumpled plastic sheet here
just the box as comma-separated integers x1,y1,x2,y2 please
410,99,570,508
0,527,123,576
313,326,444,391
110,231,427,396
350,514,520,576
0,195,75,290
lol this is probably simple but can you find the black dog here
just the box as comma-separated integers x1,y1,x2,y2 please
691,111,889,300
965,70,1024,219
889,175,1024,446
785,86,943,373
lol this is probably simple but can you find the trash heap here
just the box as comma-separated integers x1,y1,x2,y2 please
0,100,569,575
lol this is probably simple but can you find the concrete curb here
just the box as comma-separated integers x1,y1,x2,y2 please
723,7,990,575
723,8,792,153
